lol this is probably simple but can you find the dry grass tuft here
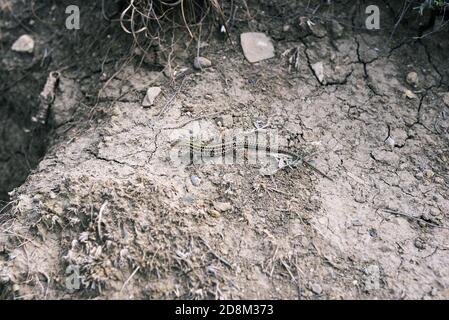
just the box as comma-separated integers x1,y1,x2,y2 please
119,0,230,43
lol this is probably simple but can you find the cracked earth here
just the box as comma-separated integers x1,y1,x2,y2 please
1,0,449,299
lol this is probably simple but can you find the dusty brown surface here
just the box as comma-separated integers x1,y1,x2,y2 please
1,0,449,299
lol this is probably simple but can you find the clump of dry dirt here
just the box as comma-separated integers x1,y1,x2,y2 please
1,0,449,299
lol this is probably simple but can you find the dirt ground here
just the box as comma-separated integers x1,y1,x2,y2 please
1,0,449,299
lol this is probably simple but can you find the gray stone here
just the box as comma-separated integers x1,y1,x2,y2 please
240,32,275,63
311,61,325,83
406,72,419,87
12,34,34,53
414,238,426,250
430,207,440,216
405,89,418,99
423,169,434,179
190,175,201,186
430,288,438,296
310,23,327,38
311,283,323,295
385,136,395,148
142,87,161,107
282,24,292,32
213,201,232,212
193,56,212,70
331,20,344,38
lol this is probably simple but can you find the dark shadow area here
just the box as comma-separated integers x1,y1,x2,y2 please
0,0,127,202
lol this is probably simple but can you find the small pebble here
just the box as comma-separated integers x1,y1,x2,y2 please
283,24,291,32
369,228,378,237
385,136,395,148
434,176,444,184
331,20,344,38
405,89,418,99
11,34,35,53
423,169,434,179
190,175,201,186
311,61,325,83
414,238,426,250
406,72,419,86
0,273,10,284
193,56,212,70
311,283,323,295
213,201,232,212
430,288,438,297
421,212,432,221
209,209,221,219
430,207,440,216
142,87,161,107
240,32,275,63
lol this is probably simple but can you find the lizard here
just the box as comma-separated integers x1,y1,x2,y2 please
177,138,334,181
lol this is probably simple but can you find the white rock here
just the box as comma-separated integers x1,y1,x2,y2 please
311,61,325,83
142,87,161,107
190,175,201,186
213,201,232,212
12,34,35,53
406,72,418,86
404,89,417,99
311,283,323,295
385,136,395,148
193,56,212,69
240,32,275,63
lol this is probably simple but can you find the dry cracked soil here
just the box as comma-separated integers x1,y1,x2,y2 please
0,0,449,299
